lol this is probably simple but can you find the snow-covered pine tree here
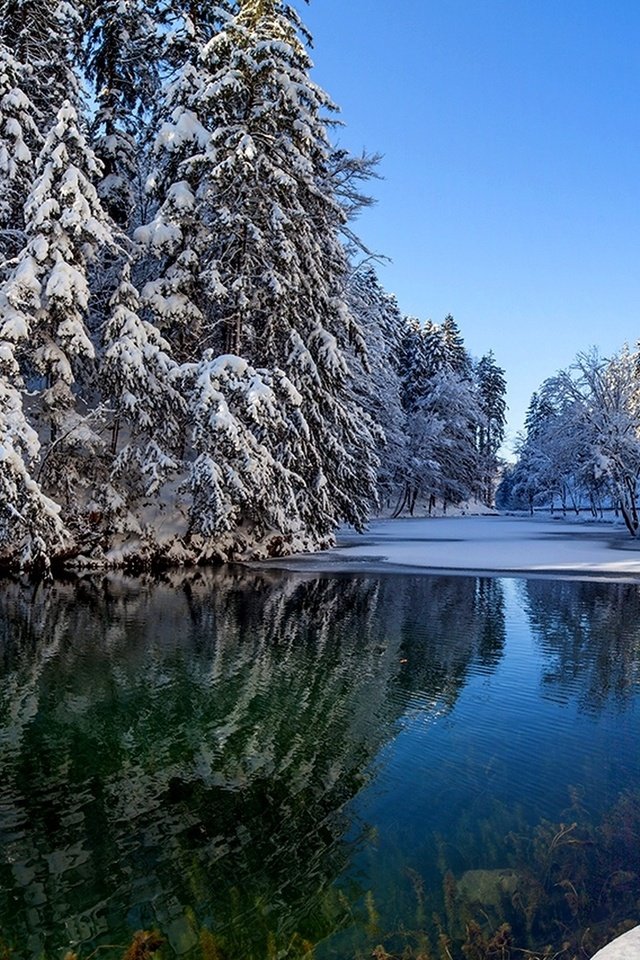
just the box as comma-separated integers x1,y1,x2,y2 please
0,323,67,569
153,0,236,69
398,317,431,412
393,317,434,515
347,266,406,506
140,0,378,546
394,312,485,515
404,368,482,515
101,265,183,506
0,0,84,258
83,0,160,226
0,44,41,263
418,314,473,385
524,390,556,440
0,0,82,125
1,99,118,528
476,350,507,505
134,49,215,359
180,352,307,557
421,319,447,376
441,313,472,377
498,389,559,514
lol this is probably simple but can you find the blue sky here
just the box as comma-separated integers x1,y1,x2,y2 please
302,0,640,451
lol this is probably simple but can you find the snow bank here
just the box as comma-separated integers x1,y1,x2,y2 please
374,497,497,520
591,926,640,960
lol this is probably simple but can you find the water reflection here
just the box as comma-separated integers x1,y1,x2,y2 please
522,579,640,709
0,570,638,960
0,570,506,959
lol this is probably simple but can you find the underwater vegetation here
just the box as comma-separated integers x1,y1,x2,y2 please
1,789,638,960
356,787,640,960
0,932,165,960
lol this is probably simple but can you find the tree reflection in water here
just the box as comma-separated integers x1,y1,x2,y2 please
522,578,640,710
0,569,507,960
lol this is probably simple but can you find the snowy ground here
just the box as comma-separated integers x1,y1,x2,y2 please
591,925,640,960
262,515,640,581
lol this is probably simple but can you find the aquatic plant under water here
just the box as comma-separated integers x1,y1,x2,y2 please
357,787,640,960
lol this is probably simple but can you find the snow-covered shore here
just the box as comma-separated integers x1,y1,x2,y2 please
591,926,640,960
260,515,640,580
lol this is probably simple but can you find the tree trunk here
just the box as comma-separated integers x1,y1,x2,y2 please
391,486,408,519
111,415,120,456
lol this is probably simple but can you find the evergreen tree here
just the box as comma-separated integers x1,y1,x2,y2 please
0,99,118,524
502,390,558,514
0,0,532,570
0,43,40,262
24,101,116,411
0,0,82,124
180,352,307,556
419,369,482,510
422,319,447,376
394,313,483,515
347,266,406,505
152,0,236,69
135,55,213,356
83,0,160,225
398,317,430,412
476,350,507,505
0,328,67,568
140,0,378,545
101,266,183,503
524,390,556,440
505,382,594,517
441,313,471,377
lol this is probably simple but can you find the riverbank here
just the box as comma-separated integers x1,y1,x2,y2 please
259,514,640,581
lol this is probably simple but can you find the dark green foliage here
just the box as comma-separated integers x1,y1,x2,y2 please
0,0,82,121
476,351,507,505
394,314,499,515
441,314,472,378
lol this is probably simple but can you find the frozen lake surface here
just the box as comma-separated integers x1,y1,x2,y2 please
268,515,640,579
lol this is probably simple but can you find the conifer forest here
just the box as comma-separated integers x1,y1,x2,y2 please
0,0,509,572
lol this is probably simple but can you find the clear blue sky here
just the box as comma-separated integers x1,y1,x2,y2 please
302,0,640,452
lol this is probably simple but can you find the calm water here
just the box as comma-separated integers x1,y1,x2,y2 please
0,569,639,960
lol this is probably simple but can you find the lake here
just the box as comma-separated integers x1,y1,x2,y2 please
0,568,639,960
